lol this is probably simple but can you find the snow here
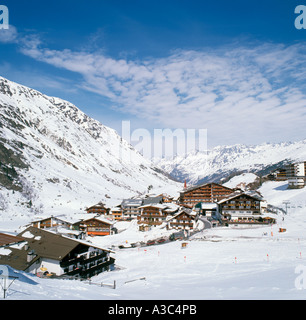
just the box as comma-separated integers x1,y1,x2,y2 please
0,76,182,221
21,231,35,239
1,180,306,300
157,140,306,185
1,76,306,300
0,248,11,255
224,173,258,189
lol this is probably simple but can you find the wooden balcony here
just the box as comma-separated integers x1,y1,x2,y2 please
62,256,115,278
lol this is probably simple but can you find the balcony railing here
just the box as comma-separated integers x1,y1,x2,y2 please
60,251,108,268
63,257,115,278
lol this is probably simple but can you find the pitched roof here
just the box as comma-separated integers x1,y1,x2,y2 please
18,226,80,261
86,202,108,210
82,216,114,225
30,215,71,225
18,226,112,260
181,182,233,194
139,203,170,210
0,227,113,272
121,198,143,207
218,191,263,204
142,196,163,205
0,233,25,247
168,210,196,221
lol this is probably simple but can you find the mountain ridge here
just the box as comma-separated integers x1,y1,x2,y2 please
0,76,181,220
156,139,306,185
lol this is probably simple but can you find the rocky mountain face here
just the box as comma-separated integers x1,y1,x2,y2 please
0,76,181,219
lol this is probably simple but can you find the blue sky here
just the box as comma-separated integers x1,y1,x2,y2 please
1,0,306,151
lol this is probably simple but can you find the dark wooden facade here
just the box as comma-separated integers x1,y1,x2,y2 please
167,211,195,230
86,202,109,215
218,193,261,221
180,183,234,206
0,227,115,279
77,217,113,236
31,216,72,229
137,205,168,227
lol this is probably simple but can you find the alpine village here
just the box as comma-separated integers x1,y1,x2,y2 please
0,161,304,281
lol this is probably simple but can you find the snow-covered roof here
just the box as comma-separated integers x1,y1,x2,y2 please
218,191,263,204
167,210,196,221
82,216,114,225
86,202,108,210
181,182,233,194
200,203,218,209
139,203,170,210
121,199,143,207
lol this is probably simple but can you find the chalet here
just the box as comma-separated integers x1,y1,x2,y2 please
110,206,123,221
167,210,196,231
218,191,264,223
85,202,109,215
179,183,234,206
29,216,86,239
137,203,173,227
121,198,143,220
75,216,115,236
30,216,73,230
0,227,115,279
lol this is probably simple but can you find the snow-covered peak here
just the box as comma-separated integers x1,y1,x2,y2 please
157,139,306,185
0,76,181,221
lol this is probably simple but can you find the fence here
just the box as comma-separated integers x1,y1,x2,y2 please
81,279,116,289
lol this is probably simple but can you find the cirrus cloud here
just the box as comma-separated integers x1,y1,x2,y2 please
18,36,306,146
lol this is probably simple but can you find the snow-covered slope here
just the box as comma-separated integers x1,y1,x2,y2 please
0,76,181,221
157,141,306,185
223,172,259,190
2,180,306,300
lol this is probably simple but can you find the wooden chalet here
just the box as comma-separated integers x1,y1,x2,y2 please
180,183,234,206
0,227,115,279
29,216,85,239
85,202,109,215
167,210,196,231
137,203,174,227
76,216,114,236
30,216,73,230
218,191,266,223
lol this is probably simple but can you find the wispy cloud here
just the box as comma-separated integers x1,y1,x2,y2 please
0,25,18,43
17,33,306,146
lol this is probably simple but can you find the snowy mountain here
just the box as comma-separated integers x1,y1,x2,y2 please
0,76,181,221
156,140,306,185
